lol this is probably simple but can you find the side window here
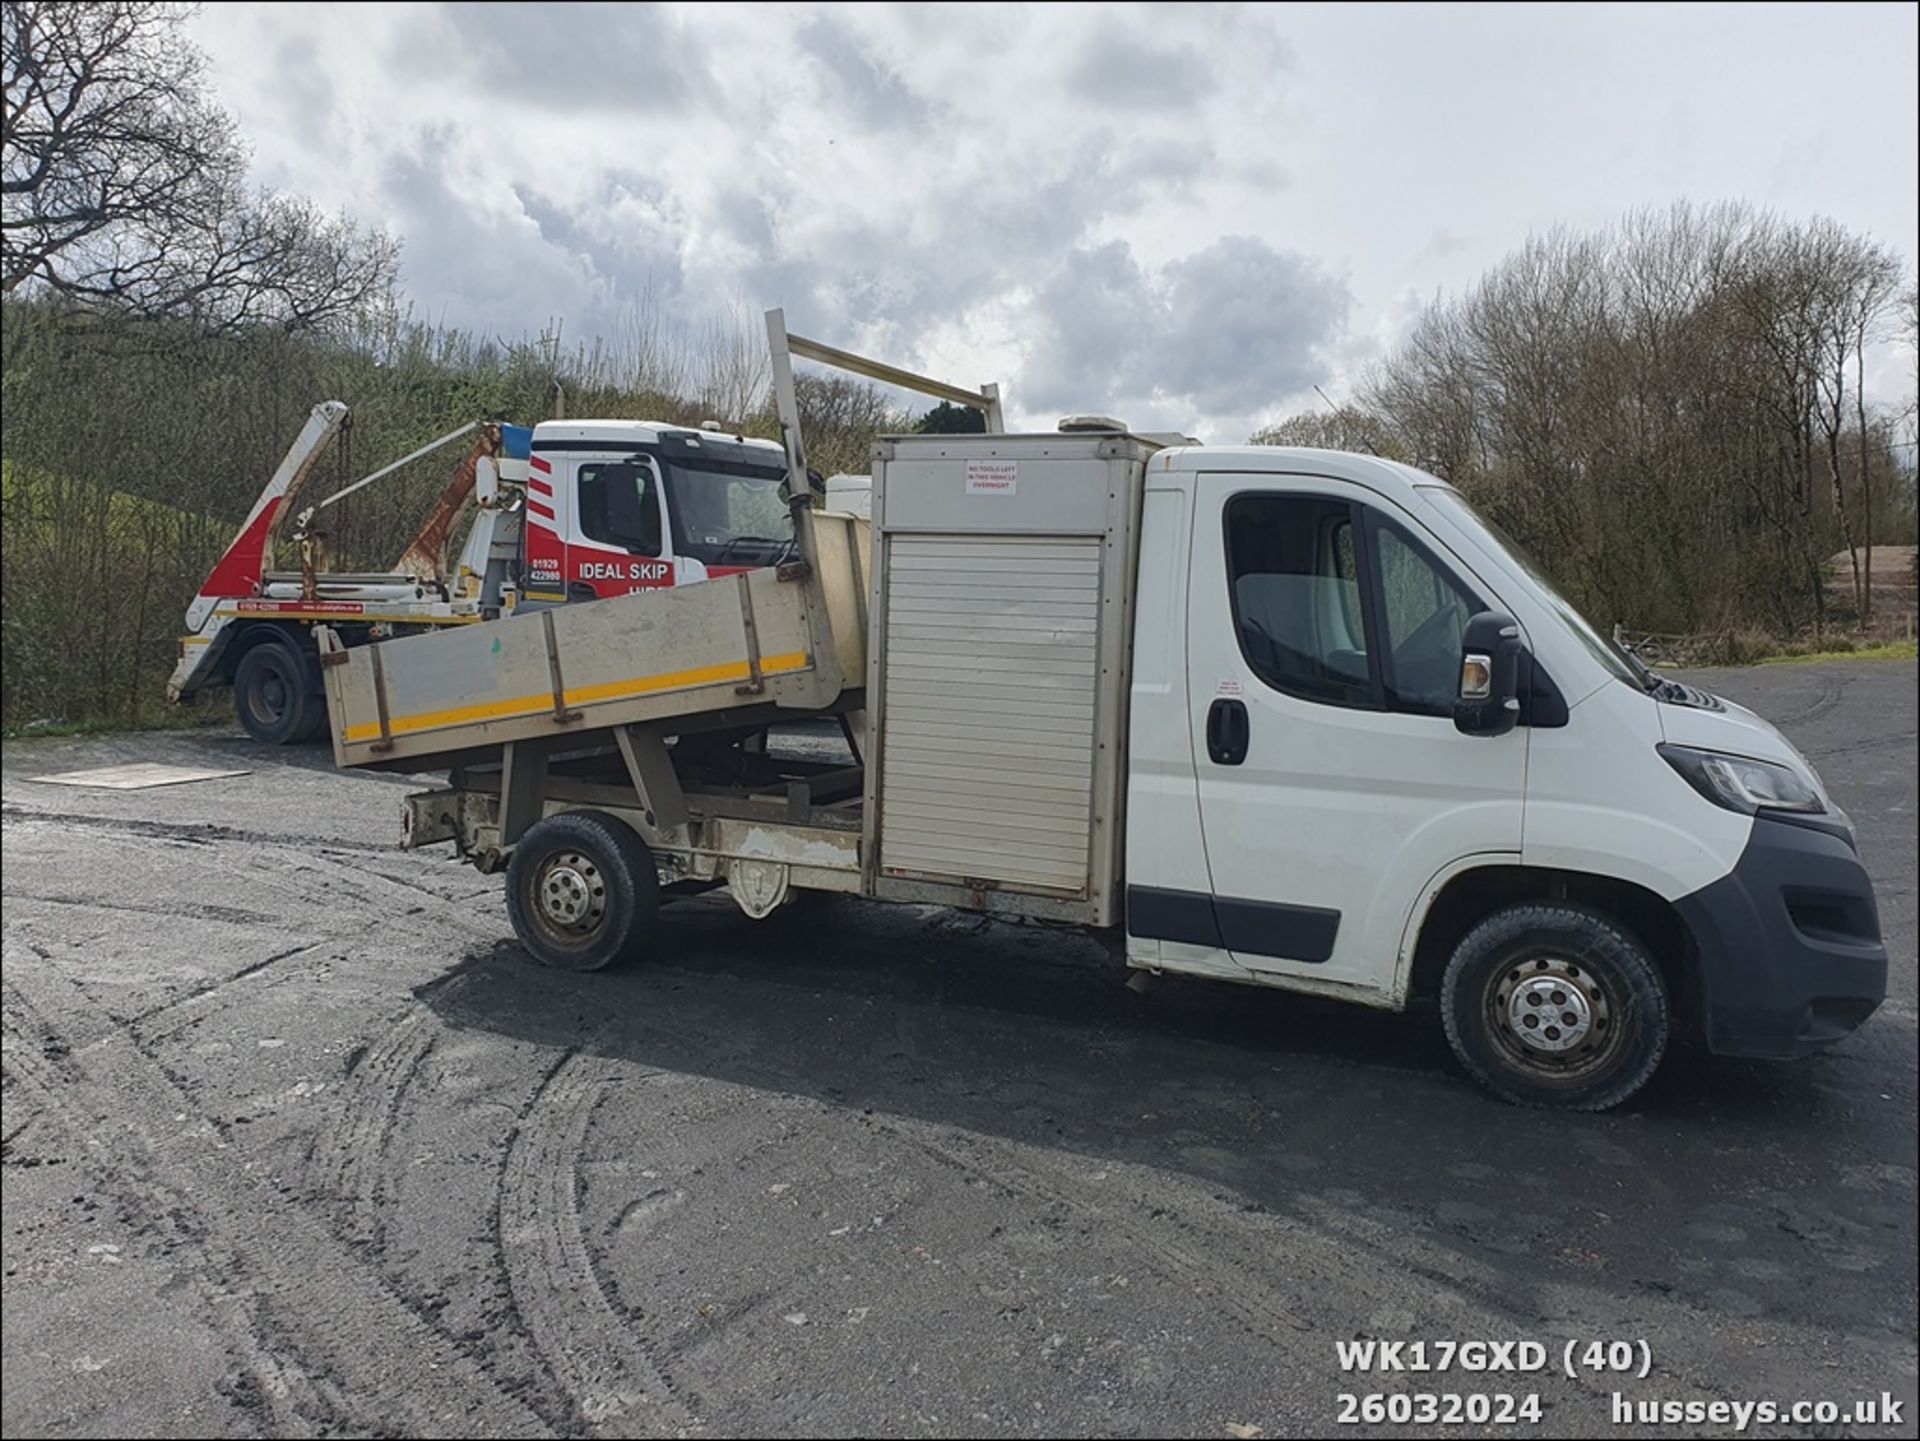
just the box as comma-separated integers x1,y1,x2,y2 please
1224,495,1375,708
1375,522,1479,715
576,461,660,555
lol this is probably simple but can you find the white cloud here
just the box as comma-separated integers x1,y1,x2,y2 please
191,1,1918,441
1022,237,1349,427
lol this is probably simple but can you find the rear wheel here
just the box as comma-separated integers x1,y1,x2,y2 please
505,811,659,972
233,638,326,744
1440,902,1669,1111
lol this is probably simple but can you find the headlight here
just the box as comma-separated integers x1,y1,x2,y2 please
1657,743,1825,815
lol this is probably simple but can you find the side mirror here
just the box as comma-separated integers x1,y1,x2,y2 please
781,468,828,511
1454,610,1523,737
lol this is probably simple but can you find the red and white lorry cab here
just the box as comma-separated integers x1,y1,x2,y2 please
520,422,795,604
168,404,799,743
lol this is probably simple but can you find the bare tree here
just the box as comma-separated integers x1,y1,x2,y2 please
694,302,771,428
1355,203,1914,640
2,0,395,330
1249,404,1405,458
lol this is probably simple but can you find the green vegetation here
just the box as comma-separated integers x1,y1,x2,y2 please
2,706,228,741
1757,637,1918,665
2,454,231,730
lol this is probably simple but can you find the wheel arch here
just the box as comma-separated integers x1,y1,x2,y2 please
1402,862,1701,1035
215,620,311,685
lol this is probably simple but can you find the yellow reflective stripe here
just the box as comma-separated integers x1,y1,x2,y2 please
342,649,811,743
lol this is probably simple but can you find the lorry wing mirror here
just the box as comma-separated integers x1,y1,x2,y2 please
781,467,828,510
1454,610,1522,737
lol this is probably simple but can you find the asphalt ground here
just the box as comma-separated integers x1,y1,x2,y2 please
2,658,1914,1438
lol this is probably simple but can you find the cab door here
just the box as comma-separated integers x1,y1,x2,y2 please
1185,474,1526,996
562,456,675,601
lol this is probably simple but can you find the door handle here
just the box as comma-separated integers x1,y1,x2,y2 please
1207,698,1249,765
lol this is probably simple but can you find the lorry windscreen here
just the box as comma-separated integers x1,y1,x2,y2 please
1423,488,1647,691
660,460,793,567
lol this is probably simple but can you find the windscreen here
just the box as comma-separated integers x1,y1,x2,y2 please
1422,488,1648,691
660,460,793,567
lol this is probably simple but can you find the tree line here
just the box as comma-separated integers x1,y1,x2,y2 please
4,7,1915,730
1256,203,1917,642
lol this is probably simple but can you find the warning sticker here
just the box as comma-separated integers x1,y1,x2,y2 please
965,460,1018,496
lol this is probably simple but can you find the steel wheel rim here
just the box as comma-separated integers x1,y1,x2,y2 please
1485,954,1623,1079
532,850,607,944
252,663,290,722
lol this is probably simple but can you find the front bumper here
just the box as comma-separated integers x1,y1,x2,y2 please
1676,816,1887,1058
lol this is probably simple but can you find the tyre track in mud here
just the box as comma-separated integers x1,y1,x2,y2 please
498,1049,698,1436
1759,669,1847,729
1,802,502,1045
595,999,1397,1356
13,807,1573,1398
291,981,606,1438
5,892,281,926
0,804,405,855
862,1112,1331,1345
310,1009,438,1251
857,1110,1558,1350
0,957,555,1439
11,794,649,1430
1,986,342,1438
1,803,505,928
128,944,326,1047
550,997,1438,1361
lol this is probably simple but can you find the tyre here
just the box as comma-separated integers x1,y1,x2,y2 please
233,638,327,744
505,811,660,972
1440,902,1669,1111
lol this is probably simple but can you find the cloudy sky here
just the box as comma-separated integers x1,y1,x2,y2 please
191,2,1918,440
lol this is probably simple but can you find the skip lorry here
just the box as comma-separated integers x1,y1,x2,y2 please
169,403,806,741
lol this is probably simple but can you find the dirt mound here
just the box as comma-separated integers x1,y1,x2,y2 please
1826,545,1918,626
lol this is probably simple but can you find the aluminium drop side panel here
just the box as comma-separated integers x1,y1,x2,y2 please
324,511,869,769
863,435,1149,925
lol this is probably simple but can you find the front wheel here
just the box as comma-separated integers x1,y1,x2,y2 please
1440,902,1669,1111
505,811,659,971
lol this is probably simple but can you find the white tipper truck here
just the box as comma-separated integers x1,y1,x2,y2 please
316,312,1888,1111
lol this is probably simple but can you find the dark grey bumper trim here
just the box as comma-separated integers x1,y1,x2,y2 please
1675,816,1887,1058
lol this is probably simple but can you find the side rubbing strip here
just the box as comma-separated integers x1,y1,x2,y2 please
1214,896,1340,963
1127,886,1339,963
1126,886,1222,949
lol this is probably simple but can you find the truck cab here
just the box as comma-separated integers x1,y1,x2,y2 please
521,422,795,604
1122,444,1886,1106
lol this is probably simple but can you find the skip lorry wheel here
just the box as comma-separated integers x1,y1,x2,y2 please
1440,902,1669,1111
505,811,659,972
234,639,327,744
